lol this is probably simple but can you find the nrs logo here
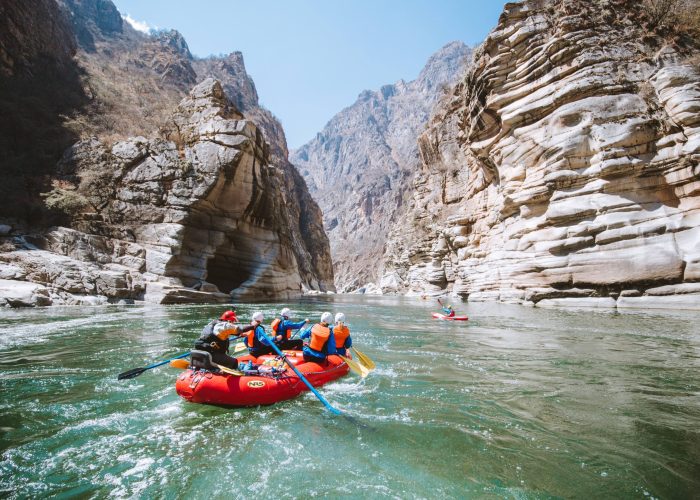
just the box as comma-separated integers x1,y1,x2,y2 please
247,380,265,388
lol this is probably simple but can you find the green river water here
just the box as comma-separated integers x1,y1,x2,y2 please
1,296,699,499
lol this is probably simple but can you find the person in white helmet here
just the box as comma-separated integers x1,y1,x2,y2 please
332,312,352,356
244,311,276,357
300,312,337,363
270,307,308,351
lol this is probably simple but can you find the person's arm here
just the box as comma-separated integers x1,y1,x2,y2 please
288,319,306,330
326,330,337,356
300,326,312,340
237,324,255,335
257,325,271,346
345,330,352,349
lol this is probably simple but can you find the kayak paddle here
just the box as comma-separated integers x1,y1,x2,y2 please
118,352,190,380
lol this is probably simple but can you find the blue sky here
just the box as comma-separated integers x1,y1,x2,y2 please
112,0,505,148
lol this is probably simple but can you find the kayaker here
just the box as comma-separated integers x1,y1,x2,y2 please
333,312,352,356
442,304,456,318
270,307,307,351
194,310,254,370
300,312,337,363
245,311,277,357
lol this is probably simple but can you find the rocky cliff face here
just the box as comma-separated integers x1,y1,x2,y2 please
291,41,471,291
381,0,700,310
1,79,331,305
0,0,334,306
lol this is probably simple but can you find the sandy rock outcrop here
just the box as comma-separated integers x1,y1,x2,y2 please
292,42,471,291
0,79,334,306
381,0,700,310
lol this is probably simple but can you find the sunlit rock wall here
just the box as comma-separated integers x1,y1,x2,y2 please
381,0,700,310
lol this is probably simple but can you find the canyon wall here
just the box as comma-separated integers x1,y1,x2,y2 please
292,42,471,291
381,0,700,310
0,0,333,306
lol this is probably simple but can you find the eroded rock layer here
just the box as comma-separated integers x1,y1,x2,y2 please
1,79,333,305
381,0,700,309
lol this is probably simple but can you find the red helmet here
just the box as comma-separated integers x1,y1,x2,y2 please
220,310,237,322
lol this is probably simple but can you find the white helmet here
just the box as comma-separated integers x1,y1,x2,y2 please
280,307,291,318
321,312,333,324
252,311,264,323
335,312,345,324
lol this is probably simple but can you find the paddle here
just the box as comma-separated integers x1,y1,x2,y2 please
340,354,369,378
170,358,190,369
257,327,342,415
118,352,190,380
169,355,243,376
351,348,375,370
291,323,312,340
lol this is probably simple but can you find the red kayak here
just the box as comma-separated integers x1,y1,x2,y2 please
432,312,469,321
175,351,350,407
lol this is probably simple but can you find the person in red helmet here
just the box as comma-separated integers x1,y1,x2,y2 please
193,310,255,369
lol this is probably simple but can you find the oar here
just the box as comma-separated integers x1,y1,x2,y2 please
351,348,375,370
118,352,190,380
340,354,369,378
258,328,342,415
291,324,312,340
213,362,243,376
169,356,243,376
233,342,248,353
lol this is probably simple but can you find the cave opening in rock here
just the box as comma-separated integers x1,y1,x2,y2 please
205,235,258,294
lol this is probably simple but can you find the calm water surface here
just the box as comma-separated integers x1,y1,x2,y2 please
1,296,699,498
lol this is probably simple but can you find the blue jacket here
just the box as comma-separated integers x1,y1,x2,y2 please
301,325,336,361
277,318,306,338
244,325,272,349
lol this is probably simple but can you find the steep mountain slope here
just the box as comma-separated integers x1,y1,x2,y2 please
0,0,333,304
291,42,471,291
381,0,700,310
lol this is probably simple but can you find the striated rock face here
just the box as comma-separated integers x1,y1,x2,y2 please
292,42,471,291
382,0,700,310
1,79,333,305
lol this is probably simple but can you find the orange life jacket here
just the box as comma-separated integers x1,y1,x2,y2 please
246,326,264,350
333,324,350,349
271,318,281,334
308,323,331,352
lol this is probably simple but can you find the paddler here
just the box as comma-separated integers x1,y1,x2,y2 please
194,310,254,370
442,304,456,317
332,312,352,356
300,312,337,363
245,311,277,357
270,307,307,351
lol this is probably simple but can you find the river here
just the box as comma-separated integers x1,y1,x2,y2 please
1,296,699,498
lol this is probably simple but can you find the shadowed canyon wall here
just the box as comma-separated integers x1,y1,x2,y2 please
381,0,700,310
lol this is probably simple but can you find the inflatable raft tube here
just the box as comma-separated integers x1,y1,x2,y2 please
432,312,469,321
175,351,350,407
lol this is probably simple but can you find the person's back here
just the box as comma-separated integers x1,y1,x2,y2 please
301,312,336,363
442,304,455,317
194,310,254,370
332,312,352,356
245,311,275,358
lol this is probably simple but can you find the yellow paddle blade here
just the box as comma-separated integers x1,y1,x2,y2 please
352,348,376,370
340,355,369,378
169,359,190,369
212,362,243,377
233,342,248,353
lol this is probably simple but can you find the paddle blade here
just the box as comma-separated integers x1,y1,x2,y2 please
117,367,146,380
233,342,248,353
169,359,190,369
341,355,369,378
352,348,376,370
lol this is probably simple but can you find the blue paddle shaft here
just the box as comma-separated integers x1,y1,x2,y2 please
257,328,342,415
145,352,190,370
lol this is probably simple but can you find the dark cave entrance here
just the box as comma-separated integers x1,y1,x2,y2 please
205,234,258,294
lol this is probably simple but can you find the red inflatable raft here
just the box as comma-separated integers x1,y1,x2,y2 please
175,351,350,407
432,312,469,321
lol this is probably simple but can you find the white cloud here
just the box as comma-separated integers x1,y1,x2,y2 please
122,14,153,34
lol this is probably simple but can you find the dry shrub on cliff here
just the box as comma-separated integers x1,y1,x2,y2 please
642,0,700,35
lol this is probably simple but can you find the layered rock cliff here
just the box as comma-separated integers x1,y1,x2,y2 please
0,0,334,305
381,0,700,309
292,42,471,291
